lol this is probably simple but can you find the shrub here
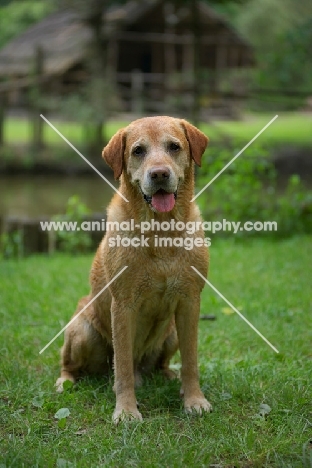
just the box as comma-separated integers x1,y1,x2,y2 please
0,230,23,259
197,142,312,236
52,195,92,253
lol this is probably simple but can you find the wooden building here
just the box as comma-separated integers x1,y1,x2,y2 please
0,0,254,118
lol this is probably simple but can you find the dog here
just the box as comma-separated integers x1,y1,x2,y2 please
55,116,212,422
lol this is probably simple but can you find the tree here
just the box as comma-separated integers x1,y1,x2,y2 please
233,0,312,103
58,0,126,151
0,0,54,48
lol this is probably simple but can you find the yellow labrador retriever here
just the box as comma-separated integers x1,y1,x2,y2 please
55,116,212,422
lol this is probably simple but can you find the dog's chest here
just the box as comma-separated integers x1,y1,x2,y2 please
135,259,188,299
133,269,186,326
133,280,179,358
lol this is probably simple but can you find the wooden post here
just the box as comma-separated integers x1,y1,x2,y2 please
131,69,144,115
107,37,118,81
85,8,108,153
48,228,56,255
31,46,44,151
215,44,227,94
191,0,202,126
182,39,194,119
105,37,119,140
164,3,177,76
151,42,161,74
183,40,194,75
163,2,177,114
0,92,5,146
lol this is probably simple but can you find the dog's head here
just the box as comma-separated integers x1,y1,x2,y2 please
102,116,208,213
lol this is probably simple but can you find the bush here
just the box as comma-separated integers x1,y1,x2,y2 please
233,0,312,110
197,142,312,236
52,195,92,253
0,230,23,259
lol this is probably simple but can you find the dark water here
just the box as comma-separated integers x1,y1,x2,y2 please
1,168,311,219
0,175,117,218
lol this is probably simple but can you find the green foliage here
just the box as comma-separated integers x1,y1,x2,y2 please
277,175,312,234
56,82,122,145
0,0,54,48
54,407,71,429
257,18,312,96
197,143,312,236
0,145,16,165
235,0,312,103
52,195,92,254
236,0,312,50
0,230,23,259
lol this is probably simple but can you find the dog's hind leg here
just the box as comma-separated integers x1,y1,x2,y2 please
139,322,179,380
157,325,179,380
55,296,112,392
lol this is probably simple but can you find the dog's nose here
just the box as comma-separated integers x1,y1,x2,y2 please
149,166,170,180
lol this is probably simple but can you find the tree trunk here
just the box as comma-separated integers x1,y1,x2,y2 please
88,5,108,152
0,92,5,146
31,46,44,151
191,0,201,125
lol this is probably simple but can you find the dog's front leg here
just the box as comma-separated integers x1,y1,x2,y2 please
176,298,212,414
111,299,142,423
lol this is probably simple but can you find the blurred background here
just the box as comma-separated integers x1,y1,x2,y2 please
0,0,311,255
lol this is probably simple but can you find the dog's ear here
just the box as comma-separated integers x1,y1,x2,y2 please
180,120,209,167
102,128,125,179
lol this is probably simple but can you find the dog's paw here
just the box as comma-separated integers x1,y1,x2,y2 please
162,368,178,380
55,377,74,393
184,396,213,415
112,406,143,424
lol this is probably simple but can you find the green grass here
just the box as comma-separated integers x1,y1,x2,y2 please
0,236,311,467
4,119,128,147
4,112,312,147
205,112,312,146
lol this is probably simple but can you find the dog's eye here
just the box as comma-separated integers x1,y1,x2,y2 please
133,145,145,156
168,142,180,152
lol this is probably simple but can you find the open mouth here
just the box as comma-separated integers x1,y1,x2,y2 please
142,188,177,213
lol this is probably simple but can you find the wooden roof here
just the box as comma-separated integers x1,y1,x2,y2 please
0,0,253,78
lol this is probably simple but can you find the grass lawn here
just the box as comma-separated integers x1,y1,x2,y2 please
205,112,312,147
3,112,312,148
0,236,311,467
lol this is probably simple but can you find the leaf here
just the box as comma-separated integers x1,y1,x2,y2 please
259,403,272,417
56,459,74,468
56,460,67,468
221,307,235,315
54,408,70,420
32,395,44,408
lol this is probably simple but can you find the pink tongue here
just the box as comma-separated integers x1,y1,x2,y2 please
151,192,175,212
